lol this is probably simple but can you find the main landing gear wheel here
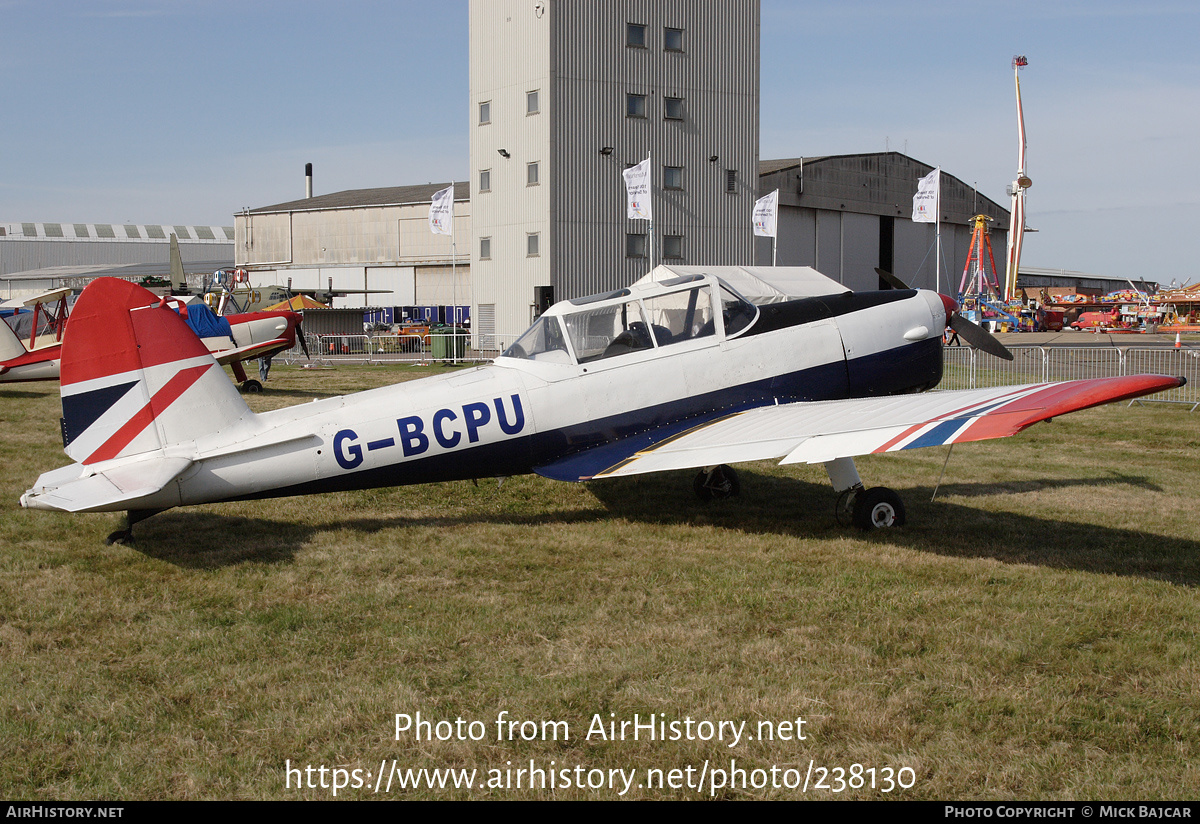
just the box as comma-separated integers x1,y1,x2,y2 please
693,465,741,502
240,379,263,393
852,487,906,530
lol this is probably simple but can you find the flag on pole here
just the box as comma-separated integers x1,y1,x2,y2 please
429,185,454,235
623,158,652,220
912,168,939,223
753,189,779,237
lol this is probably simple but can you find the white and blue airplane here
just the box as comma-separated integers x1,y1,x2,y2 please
21,271,1182,543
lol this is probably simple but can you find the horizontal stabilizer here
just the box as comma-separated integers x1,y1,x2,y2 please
22,456,193,513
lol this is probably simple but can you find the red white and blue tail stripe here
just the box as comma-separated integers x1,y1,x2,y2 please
58,278,250,466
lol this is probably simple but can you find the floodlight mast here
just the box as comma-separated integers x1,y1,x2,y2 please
1005,55,1031,302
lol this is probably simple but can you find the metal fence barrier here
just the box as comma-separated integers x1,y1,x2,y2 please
940,346,1199,409
276,331,519,367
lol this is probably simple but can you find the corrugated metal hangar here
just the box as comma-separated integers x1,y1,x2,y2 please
758,154,1009,293
0,222,233,299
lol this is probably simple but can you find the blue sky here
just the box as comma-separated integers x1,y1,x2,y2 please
3,1,1197,284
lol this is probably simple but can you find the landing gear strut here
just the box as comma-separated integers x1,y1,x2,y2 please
231,359,263,393
825,457,906,530
693,464,740,501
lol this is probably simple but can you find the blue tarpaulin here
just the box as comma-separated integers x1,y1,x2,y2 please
179,304,234,343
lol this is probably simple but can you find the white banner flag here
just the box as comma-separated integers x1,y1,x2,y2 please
623,158,652,220
429,185,454,235
912,168,939,223
753,189,779,238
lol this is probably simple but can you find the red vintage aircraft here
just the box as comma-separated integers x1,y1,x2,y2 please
0,288,72,383
0,286,305,391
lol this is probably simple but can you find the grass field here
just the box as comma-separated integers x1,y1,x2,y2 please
1,364,1197,800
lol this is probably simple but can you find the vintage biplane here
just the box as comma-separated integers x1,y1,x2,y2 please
21,272,1182,543
0,288,72,383
0,286,305,391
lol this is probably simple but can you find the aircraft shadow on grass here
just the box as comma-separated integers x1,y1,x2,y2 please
0,388,55,400
133,468,1199,587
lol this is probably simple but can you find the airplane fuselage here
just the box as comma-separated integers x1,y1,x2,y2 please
140,285,946,510
23,272,1183,535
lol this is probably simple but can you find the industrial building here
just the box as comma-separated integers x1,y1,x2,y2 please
0,221,233,299
233,181,470,324
757,154,1009,293
230,149,1011,337
1014,266,1158,296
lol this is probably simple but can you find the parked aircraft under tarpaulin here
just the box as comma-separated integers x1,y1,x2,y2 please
21,273,1183,544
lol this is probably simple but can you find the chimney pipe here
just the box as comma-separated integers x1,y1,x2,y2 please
305,163,313,198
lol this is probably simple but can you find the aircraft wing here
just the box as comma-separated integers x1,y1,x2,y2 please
534,375,1183,481
211,337,291,366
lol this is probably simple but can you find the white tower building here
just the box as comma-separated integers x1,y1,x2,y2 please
469,0,760,342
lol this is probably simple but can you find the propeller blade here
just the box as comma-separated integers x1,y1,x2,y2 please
950,313,1014,361
297,323,311,360
874,267,909,291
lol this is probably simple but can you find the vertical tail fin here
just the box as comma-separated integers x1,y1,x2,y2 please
169,233,186,293
60,278,251,465
0,316,29,361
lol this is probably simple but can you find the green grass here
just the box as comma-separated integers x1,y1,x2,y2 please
1,365,1197,799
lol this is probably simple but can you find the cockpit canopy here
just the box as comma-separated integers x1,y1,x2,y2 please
501,274,758,365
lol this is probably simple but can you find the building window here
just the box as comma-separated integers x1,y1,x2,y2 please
627,93,647,118
527,232,540,256
664,166,684,190
663,234,683,260
479,169,491,193
527,161,540,186
626,233,647,258
725,169,737,193
480,237,492,260
627,22,646,48
526,89,539,115
479,100,491,125
664,27,684,52
664,96,684,120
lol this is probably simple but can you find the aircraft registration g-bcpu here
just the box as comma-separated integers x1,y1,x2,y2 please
21,270,1183,544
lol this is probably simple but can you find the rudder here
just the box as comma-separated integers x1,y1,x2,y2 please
60,278,251,465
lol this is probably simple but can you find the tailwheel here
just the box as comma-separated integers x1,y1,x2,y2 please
852,487,906,530
105,509,161,545
240,379,264,393
693,464,741,502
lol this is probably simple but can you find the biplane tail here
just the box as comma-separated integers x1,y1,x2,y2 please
0,316,29,362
